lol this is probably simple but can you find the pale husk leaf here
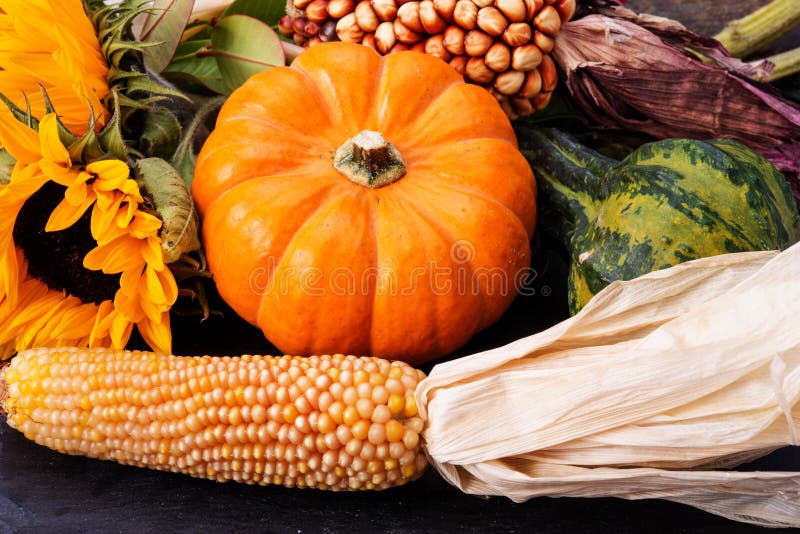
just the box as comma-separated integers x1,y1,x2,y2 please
417,243,800,527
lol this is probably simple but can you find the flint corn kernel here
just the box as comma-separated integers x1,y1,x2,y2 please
0,348,428,491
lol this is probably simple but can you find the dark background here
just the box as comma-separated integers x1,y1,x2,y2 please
2,1,799,532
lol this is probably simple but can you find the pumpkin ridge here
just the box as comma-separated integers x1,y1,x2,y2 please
423,173,535,240
365,195,378,356
202,168,342,215
290,44,383,137
373,52,465,132
253,186,360,335
394,187,485,341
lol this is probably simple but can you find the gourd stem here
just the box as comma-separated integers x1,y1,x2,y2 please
714,0,800,58
515,126,614,244
764,46,800,81
334,130,407,188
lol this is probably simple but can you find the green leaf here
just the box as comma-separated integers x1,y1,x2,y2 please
209,14,284,93
97,91,129,162
135,158,202,264
171,95,226,187
222,0,287,26
0,149,15,185
142,108,182,159
164,40,229,94
139,0,196,74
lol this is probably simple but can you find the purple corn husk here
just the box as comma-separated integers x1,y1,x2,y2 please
552,2,800,193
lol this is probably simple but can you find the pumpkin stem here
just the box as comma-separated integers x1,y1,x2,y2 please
334,130,407,188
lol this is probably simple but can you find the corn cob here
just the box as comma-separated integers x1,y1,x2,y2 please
279,0,575,119
0,348,427,491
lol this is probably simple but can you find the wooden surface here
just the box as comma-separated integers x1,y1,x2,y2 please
627,0,800,53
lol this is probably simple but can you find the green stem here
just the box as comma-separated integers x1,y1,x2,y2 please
714,0,800,58
513,126,613,246
764,46,800,81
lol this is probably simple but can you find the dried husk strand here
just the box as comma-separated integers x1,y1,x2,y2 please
552,7,800,192
417,241,800,528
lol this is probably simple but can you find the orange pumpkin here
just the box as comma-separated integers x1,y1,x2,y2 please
192,42,536,365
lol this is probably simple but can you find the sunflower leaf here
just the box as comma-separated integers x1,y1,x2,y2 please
142,108,182,159
171,94,225,187
0,93,38,130
163,40,229,94
222,0,286,25
0,149,14,185
209,14,284,93
139,0,196,74
135,157,201,264
97,91,129,162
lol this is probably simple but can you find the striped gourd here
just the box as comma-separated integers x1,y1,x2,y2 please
516,127,800,313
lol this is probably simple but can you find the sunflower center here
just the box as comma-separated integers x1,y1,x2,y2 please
13,182,120,304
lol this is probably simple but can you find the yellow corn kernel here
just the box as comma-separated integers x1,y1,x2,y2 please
0,348,427,492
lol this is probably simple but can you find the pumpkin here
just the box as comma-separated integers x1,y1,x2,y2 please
516,126,800,314
192,42,536,364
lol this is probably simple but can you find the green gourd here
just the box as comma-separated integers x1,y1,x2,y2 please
516,126,800,314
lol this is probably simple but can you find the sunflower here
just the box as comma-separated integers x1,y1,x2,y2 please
0,0,110,133
0,111,178,359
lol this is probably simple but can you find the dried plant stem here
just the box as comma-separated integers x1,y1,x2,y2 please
765,46,800,81
281,41,305,63
714,0,800,58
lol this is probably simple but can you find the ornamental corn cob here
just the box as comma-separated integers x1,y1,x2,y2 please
0,348,427,491
279,0,575,118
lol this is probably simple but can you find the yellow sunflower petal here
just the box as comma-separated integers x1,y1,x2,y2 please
109,308,134,348
48,300,102,340
139,290,164,322
14,292,72,349
83,236,145,274
87,159,131,191
129,212,163,239
38,114,71,166
45,192,96,232
88,300,115,346
0,0,109,134
144,265,178,307
91,191,132,242
63,172,92,203
137,313,172,355
141,237,166,271
0,108,40,164
119,267,143,297
113,288,144,323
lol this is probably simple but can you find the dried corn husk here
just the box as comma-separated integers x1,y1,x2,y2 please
417,241,800,527
552,6,800,186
